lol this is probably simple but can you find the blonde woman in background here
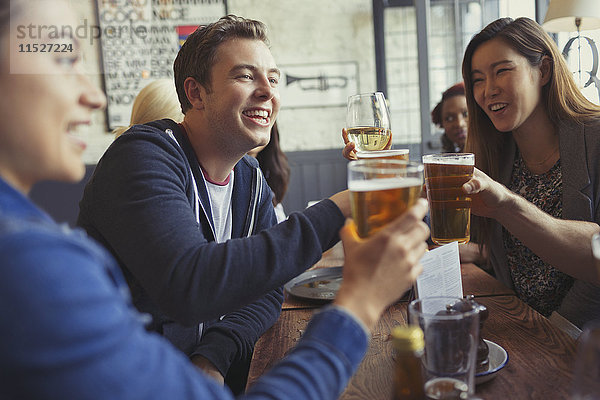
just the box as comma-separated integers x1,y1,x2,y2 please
112,78,183,138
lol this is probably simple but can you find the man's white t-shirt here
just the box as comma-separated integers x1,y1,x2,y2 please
204,170,234,244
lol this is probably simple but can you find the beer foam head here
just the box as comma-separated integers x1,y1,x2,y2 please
422,153,474,165
348,177,422,192
357,149,409,158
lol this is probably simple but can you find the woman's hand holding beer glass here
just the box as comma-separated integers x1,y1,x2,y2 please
461,168,515,219
422,153,475,245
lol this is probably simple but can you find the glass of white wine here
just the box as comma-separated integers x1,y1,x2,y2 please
346,92,392,153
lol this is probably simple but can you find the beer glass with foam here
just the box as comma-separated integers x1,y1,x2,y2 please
346,92,392,153
356,149,409,161
422,153,475,245
348,159,423,238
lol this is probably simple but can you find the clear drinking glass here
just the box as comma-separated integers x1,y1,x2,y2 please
422,153,475,245
409,296,480,398
347,159,423,238
572,235,600,398
346,92,392,152
571,321,600,399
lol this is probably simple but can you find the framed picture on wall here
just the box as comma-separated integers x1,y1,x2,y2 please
95,0,227,130
279,61,359,109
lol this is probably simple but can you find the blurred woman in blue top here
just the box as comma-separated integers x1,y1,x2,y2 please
0,1,430,399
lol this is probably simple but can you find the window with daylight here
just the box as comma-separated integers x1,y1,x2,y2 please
374,0,543,159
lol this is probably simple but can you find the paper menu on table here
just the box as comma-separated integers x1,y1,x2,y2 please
414,241,463,299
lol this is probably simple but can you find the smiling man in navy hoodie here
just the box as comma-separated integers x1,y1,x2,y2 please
77,15,351,393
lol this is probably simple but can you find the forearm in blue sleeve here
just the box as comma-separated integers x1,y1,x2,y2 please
191,287,284,376
0,231,228,400
0,229,368,400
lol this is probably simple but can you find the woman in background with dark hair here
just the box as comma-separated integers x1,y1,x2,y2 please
431,82,487,265
431,82,468,153
249,122,290,222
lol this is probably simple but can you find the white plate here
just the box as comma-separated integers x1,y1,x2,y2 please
475,339,509,385
284,267,343,301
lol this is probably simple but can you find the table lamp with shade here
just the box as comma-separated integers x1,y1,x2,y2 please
543,0,600,99
543,0,600,33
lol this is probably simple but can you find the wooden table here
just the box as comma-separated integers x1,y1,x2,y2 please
283,261,515,310
248,264,577,399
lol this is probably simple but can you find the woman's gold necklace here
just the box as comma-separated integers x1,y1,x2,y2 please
522,146,559,167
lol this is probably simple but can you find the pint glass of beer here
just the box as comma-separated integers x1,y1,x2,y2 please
422,153,474,245
346,92,392,152
356,149,409,161
348,159,423,238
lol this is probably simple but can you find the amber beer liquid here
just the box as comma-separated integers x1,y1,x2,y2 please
423,154,474,245
356,149,409,161
350,179,422,238
348,160,423,239
424,377,468,400
392,326,426,400
347,126,392,152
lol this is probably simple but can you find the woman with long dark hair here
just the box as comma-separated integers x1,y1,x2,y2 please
462,17,600,327
249,122,290,221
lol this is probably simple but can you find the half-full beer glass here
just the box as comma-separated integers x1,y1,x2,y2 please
356,149,409,161
422,153,474,245
348,159,423,238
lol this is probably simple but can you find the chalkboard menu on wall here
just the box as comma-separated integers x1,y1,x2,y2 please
96,0,226,130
